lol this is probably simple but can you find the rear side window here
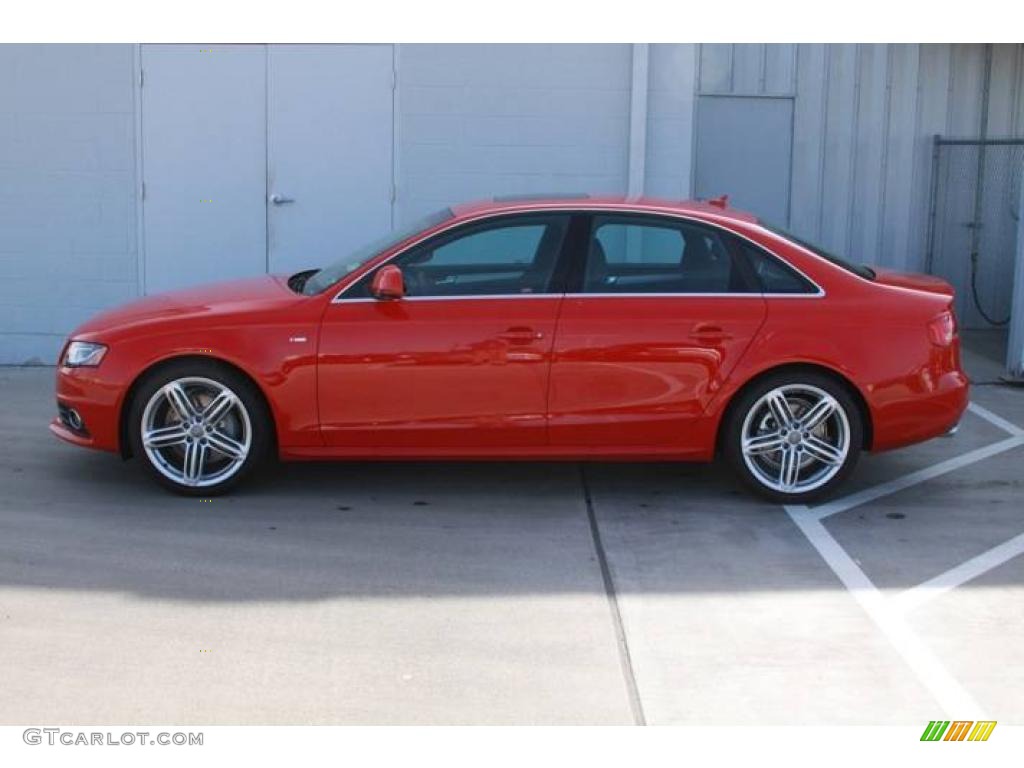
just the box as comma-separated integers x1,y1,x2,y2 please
736,240,819,295
581,215,755,294
761,222,876,281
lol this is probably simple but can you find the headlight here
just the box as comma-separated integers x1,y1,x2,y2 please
63,341,108,367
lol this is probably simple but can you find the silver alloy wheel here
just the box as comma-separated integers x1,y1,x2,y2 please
140,376,252,488
740,384,850,495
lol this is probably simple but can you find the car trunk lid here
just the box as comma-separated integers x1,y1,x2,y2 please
871,268,955,297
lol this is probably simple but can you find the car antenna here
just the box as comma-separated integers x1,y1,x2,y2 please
708,194,729,209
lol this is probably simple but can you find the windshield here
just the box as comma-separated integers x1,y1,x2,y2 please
299,208,455,295
761,222,876,281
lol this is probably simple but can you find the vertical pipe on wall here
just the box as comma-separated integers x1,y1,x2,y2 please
1007,161,1024,378
627,44,650,198
684,44,699,198
263,45,270,274
925,134,942,274
133,44,147,297
390,44,400,230
969,44,993,271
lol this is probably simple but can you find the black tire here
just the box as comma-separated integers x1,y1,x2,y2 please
723,370,863,504
127,359,271,496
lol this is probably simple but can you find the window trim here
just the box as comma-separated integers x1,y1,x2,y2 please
567,211,825,298
331,208,825,302
727,232,821,296
333,211,575,302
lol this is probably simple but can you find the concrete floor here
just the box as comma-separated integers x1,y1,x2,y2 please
0,341,1021,724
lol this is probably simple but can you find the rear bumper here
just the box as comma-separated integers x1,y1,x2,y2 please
870,369,970,452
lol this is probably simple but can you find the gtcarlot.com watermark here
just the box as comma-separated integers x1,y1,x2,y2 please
23,728,203,746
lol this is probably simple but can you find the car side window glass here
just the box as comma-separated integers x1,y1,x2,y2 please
738,241,818,294
345,215,569,298
429,225,545,266
582,216,752,294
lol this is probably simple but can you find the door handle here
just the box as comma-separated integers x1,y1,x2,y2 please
270,193,295,205
690,323,732,341
498,326,544,344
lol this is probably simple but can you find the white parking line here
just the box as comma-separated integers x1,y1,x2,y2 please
893,532,1024,614
810,435,1024,521
786,505,987,717
782,400,1024,717
968,401,1024,437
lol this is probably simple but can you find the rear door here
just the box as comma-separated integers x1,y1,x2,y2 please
548,213,767,451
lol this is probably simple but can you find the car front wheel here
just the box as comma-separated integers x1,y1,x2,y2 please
725,372,863,503
128,361,270,495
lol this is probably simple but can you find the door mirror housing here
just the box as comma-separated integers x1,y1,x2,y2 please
371,265,405,300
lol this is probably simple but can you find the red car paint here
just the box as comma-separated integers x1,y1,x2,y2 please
51,197,968,464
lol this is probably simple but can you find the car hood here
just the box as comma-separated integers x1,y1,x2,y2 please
871,268,955,297
71,275,303,338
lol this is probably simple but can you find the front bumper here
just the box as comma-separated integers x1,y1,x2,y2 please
51,365,123,453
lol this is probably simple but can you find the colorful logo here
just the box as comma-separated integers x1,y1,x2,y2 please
921,720,997,741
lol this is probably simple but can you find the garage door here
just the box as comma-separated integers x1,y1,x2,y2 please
141,44,394,294
694,96,794,227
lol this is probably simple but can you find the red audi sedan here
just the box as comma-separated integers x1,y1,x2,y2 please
50,195,968,501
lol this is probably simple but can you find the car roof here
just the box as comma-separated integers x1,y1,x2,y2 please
449,195,761,225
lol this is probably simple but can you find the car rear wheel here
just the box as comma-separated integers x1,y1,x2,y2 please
724,372,863,503
128,361,270,495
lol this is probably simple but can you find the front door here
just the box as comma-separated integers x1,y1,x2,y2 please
548,213,767,451
317,213,571,450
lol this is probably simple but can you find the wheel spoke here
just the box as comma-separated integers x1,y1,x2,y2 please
183,441,207,484
765,390,795,429
143,424,188,449
743,432,784,456
803,435,844,466
201,390,236,425
778,448,801,491
164,382,196,421
206,429,246,461
801,397,837,431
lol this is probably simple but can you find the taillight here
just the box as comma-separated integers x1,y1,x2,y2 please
927,309,956,346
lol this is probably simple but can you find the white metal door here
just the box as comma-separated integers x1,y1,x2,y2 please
141,45,267,294
695,96,794,227
267,45,394,275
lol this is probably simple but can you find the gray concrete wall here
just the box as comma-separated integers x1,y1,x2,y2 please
0,44,138,364
1,43,1023,363
395,44,636,224
697,44,1024,276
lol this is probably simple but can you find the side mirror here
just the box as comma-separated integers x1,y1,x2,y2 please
371,265,405,300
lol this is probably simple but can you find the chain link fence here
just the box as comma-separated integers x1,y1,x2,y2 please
927,138,1024,329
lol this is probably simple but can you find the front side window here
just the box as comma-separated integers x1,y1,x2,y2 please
345,214,569,298
302,208,454,295
581,216,753,294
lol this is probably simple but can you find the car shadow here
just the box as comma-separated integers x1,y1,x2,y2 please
2,437,796,603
